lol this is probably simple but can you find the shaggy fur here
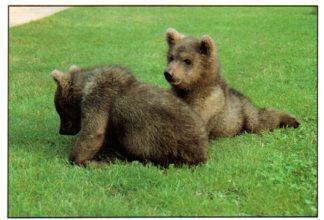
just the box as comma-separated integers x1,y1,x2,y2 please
164,28,300,139
51,65,208,166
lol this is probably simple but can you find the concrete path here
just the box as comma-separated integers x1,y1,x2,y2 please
9,7,69,27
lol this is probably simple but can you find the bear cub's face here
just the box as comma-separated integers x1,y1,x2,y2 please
51,67,81,135
164,28,216,90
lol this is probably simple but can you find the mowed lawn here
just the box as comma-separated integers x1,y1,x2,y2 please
9,7,317,216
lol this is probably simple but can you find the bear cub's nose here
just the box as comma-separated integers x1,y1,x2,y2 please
164,71,173,82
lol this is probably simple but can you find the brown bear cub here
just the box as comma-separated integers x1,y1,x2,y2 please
51,65,208,166
164,28,300,139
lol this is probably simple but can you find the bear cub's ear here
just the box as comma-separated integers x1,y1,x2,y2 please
166,28,184,47
68,65,81,73
199,35,216,56
51,69,69,88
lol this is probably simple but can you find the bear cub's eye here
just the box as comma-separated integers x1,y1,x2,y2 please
168,55,174,62
184,59,192,65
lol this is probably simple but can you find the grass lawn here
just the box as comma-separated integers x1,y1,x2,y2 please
9,6,317,216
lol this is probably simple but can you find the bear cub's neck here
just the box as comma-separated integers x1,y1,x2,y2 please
67,67,137,106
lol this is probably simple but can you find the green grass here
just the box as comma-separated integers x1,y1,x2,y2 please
9,6,317,216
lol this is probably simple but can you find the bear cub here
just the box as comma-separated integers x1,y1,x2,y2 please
51,65,208,166
164,28,299,139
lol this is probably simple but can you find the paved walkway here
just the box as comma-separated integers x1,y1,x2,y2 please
9,7,69,27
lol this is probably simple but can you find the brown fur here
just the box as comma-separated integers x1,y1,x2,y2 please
51,65,208,166
164,28,300,139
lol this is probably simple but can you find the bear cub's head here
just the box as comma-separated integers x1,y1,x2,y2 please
51,65,81,135
164,28,217,90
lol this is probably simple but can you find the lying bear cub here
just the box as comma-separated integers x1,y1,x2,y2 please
164,28,300,139
51,65,208,166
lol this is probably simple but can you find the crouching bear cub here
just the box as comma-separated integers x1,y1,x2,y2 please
164,28,300,139
51,65,208,166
